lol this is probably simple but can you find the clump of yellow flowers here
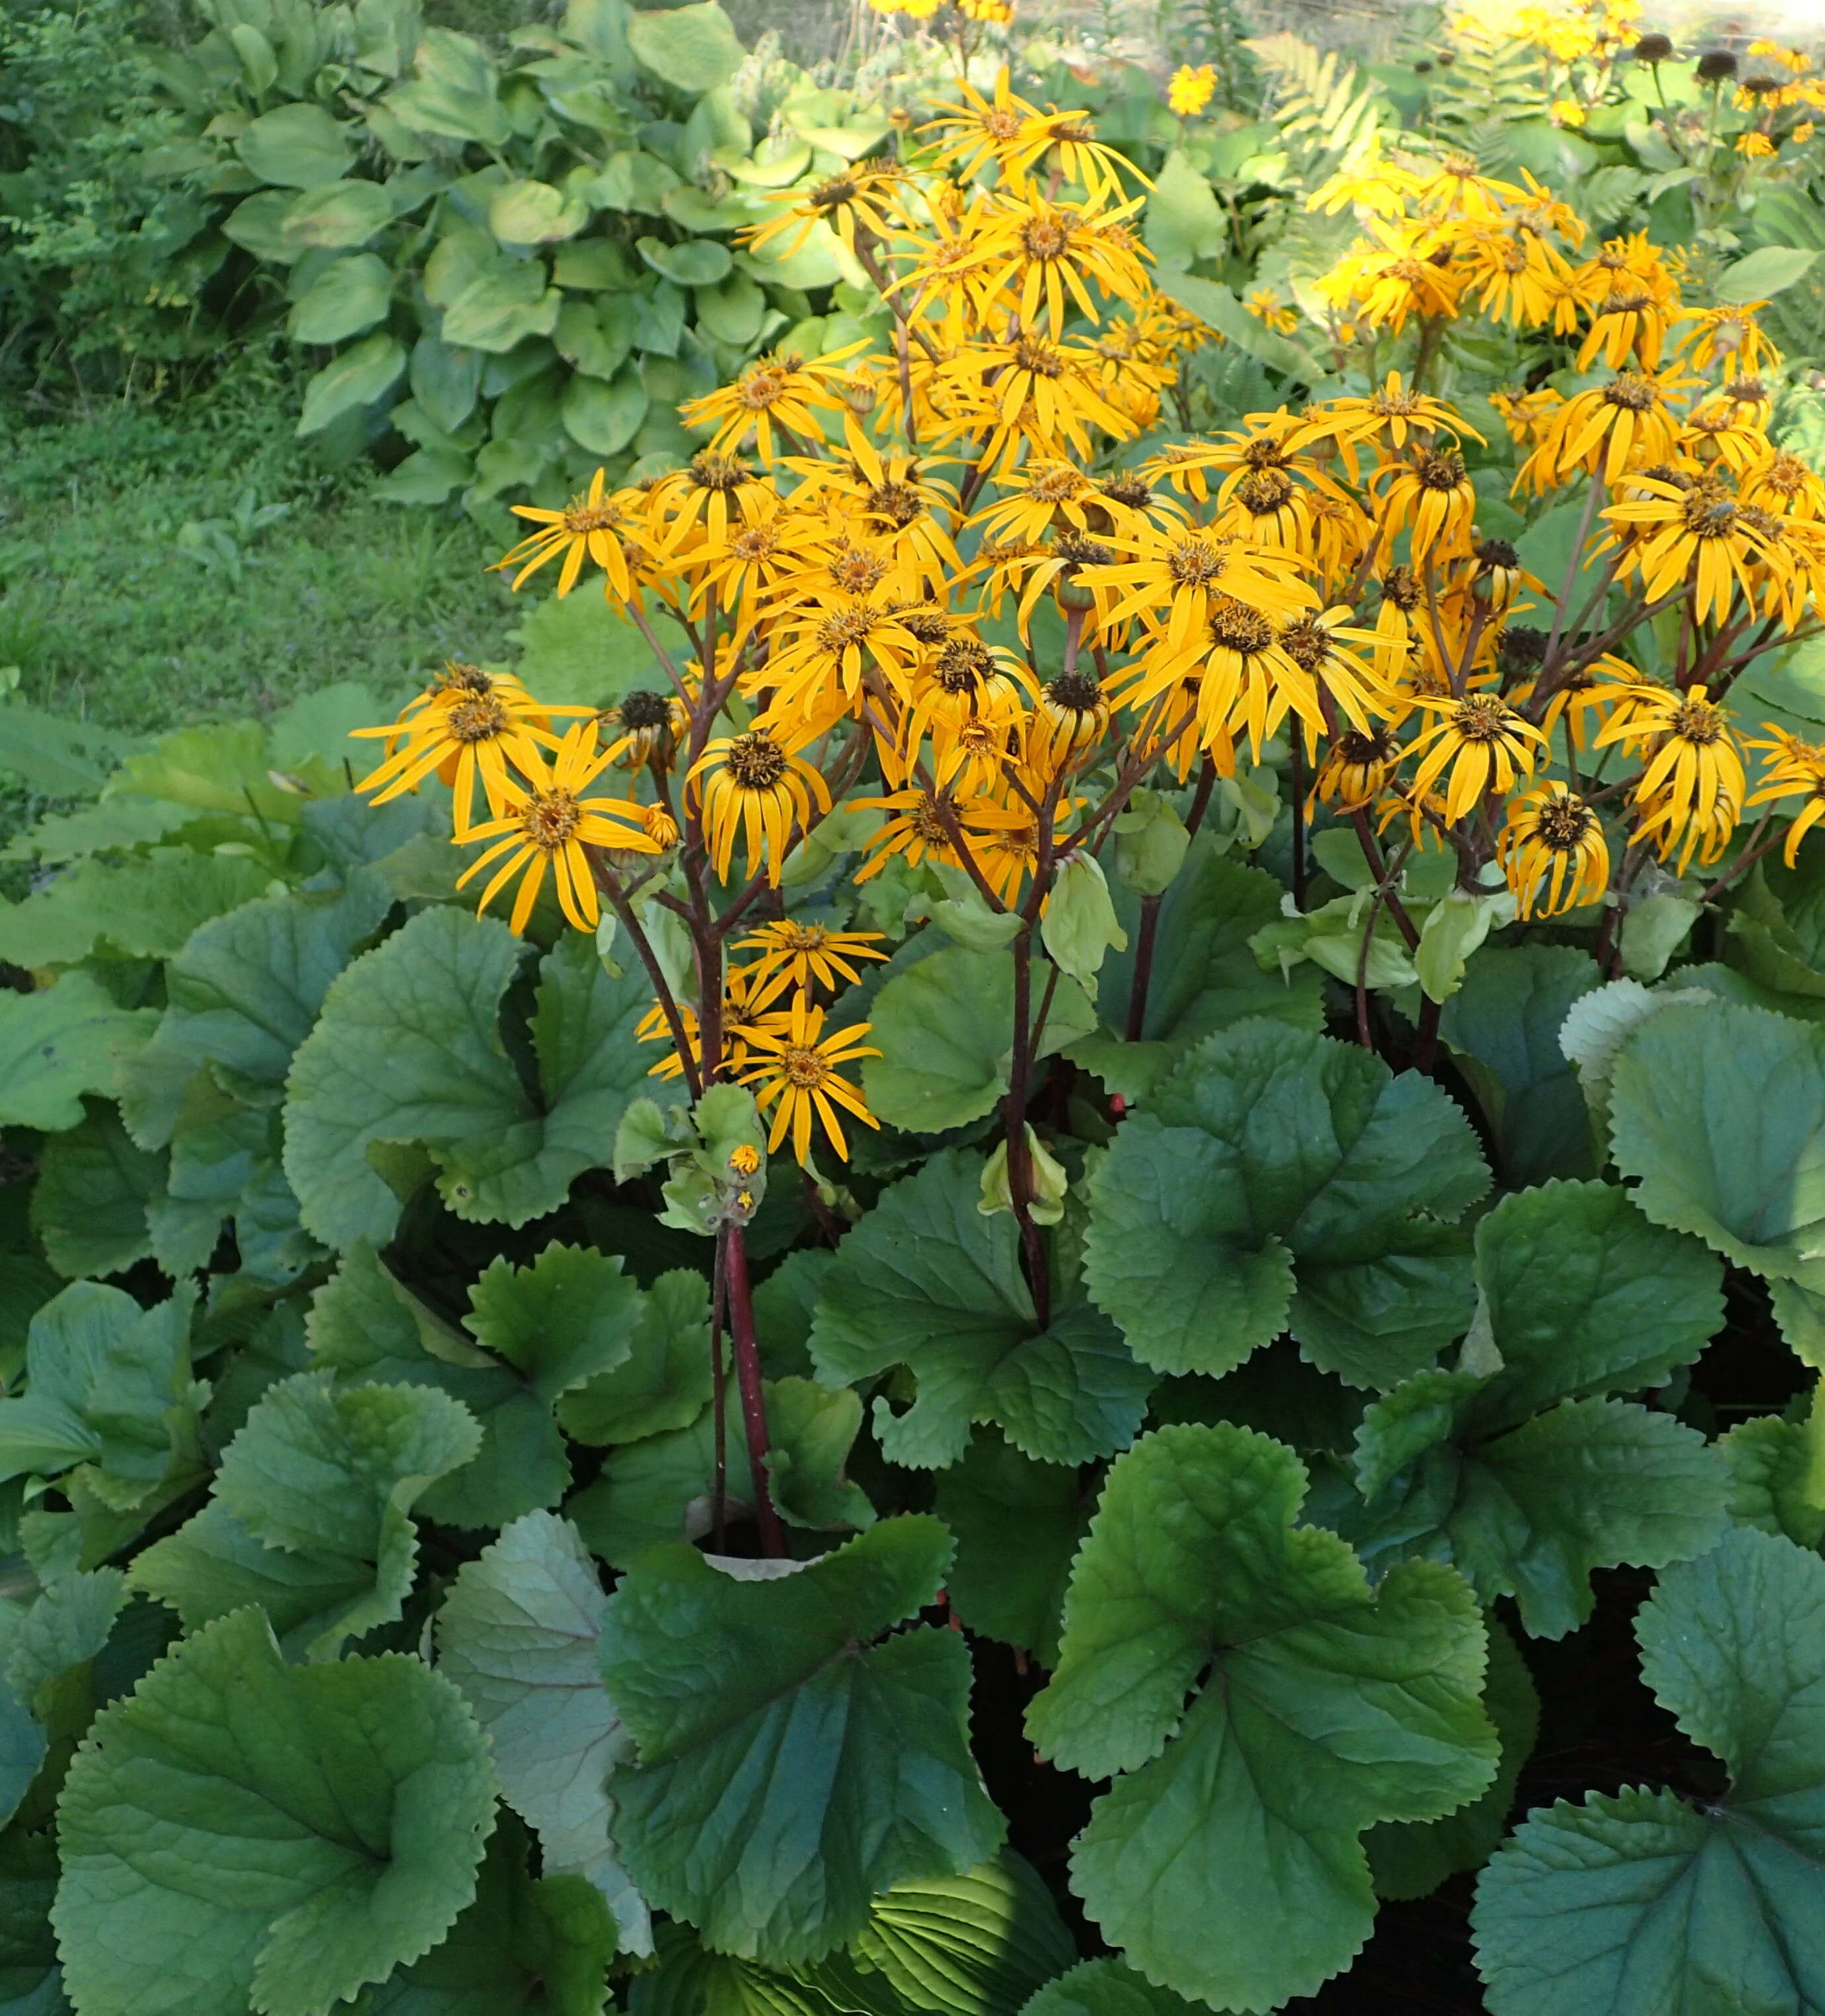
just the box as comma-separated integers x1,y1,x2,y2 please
354,60,1825,1185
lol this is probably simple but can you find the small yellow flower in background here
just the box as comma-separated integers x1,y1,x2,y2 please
1748,726,1825,864
1737,132,1777,158
1796,121,1816,144
732,921,889,1010
1551,99,1587,127
1244,287,1299,334
958,0,1013,21
1167,65,1217,118
728,1143,761,1178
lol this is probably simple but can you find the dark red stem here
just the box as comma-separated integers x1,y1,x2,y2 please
720,1224,789,1557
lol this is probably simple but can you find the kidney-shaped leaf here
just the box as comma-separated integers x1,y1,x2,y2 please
52,1606,497,2016
1027,1423,1497,2013
809,1149,1151,1468
599,1517,1005,1966
1472,1530,1825,2015
237,103,352,188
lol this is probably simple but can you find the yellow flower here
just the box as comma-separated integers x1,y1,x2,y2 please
958,0,1012,19
1076,522,1312,655
852,785,960,882
732,921,889,1010
1604,474,1773,623
1244,287,1299,334
1407,694,1550,821
1516,364,1693,491
1499,784,1610,916
1796,121,1816,144
1737,131,1777,158
455,721,658,934
737,997,880,1165
1748,725,1825,864
678,347,862,459
742,164,902,260
961,189,1153,336
1595,682,1746,864
493,468,648,600
920,70,1043,187
1310,724,1405,813
1373,445,1480,562
1552,98,1587,126
1167,65,1216,117
689,727,832,884
1026,668,1109,774
350,664,593,839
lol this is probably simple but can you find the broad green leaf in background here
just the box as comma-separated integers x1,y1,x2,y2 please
1071,844,1324,1101
350,1817,617,2015
1340,1182,1726,1637
387,27,513,148
1610,999,1825,1280
123,868,394,1144
1083,1021,1487,1389
932,1433,1089,1668
309,1241,571,1528
863,948,1095,1134
1472,1530,1825,2014
465,1242,640,1403
1438,944,1599,1186
53,1607,497,2016
0,1282,201,1508
132,1371,479,1660
1365,1620,1541,1901
437,1512,650,1955
1716,244,1818,304
489,179,589,246
556,1270,712,1446
1721,1410,1825,1550
285,909,677,1248
236,102,352,187
809,1150,1152,1468
1027,1424,1497,2011
289,252,393,342
599,1517,1005,1964
0,975,153,1133
625,2,744,91
567,1374,875,1565
29,1106,164,1279
0,849,273,970
1143,151,1224,268
297,330,407,434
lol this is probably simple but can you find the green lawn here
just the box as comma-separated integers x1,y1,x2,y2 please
0,399,522,740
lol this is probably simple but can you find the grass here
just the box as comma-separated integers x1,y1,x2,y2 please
0,391,522,740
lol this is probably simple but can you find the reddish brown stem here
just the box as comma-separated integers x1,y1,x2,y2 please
720,1224,789,1558
1125,893,1163,1042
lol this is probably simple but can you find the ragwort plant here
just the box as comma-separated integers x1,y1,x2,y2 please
9,12,1825,2016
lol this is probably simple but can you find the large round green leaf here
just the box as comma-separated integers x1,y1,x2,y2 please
1472,1530,1825,2014
288,252,393,343
386,26,513,148
295,330,406,435
809,1149,1152,1469
599,1517,1005,1966
1027,1423,1497,2010
52,1607,497,2016
236,103,352,189
489,178,589,246
625,1,744,91
636,234,732,287
562,369,648,456
281,179,396,252
440,264,563,352
1610,999,1825,1281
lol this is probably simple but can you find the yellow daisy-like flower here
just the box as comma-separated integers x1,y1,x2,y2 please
689,727,833,885
1310,723,1405,813
742,164,903,260
1517,365,1693,491
677,346,862,459
1737,131,1777,158
1748,725,1825,864
1407,694,1550,821
350,664,593,839
919,70,1042,187
962,189,1152,337
1373,445,1480,562
1167,65,1217,117
1595,682,1746,862
738,997,880,1164
493,468,648,600
1077,523,1312,654
1604,475,1773,623
454,721,658,934
1499,783,1610,917
852,785,960,882
732,921,889,1010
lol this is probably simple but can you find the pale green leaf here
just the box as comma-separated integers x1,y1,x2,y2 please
0,976,153,1133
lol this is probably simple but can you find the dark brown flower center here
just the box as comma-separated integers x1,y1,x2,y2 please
1671,701,1725,744
1208,595,1273,655
726,732,789,790
448,695,510,742
1603,373,1658,412
1536,795,1594,848
520,787,581,848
